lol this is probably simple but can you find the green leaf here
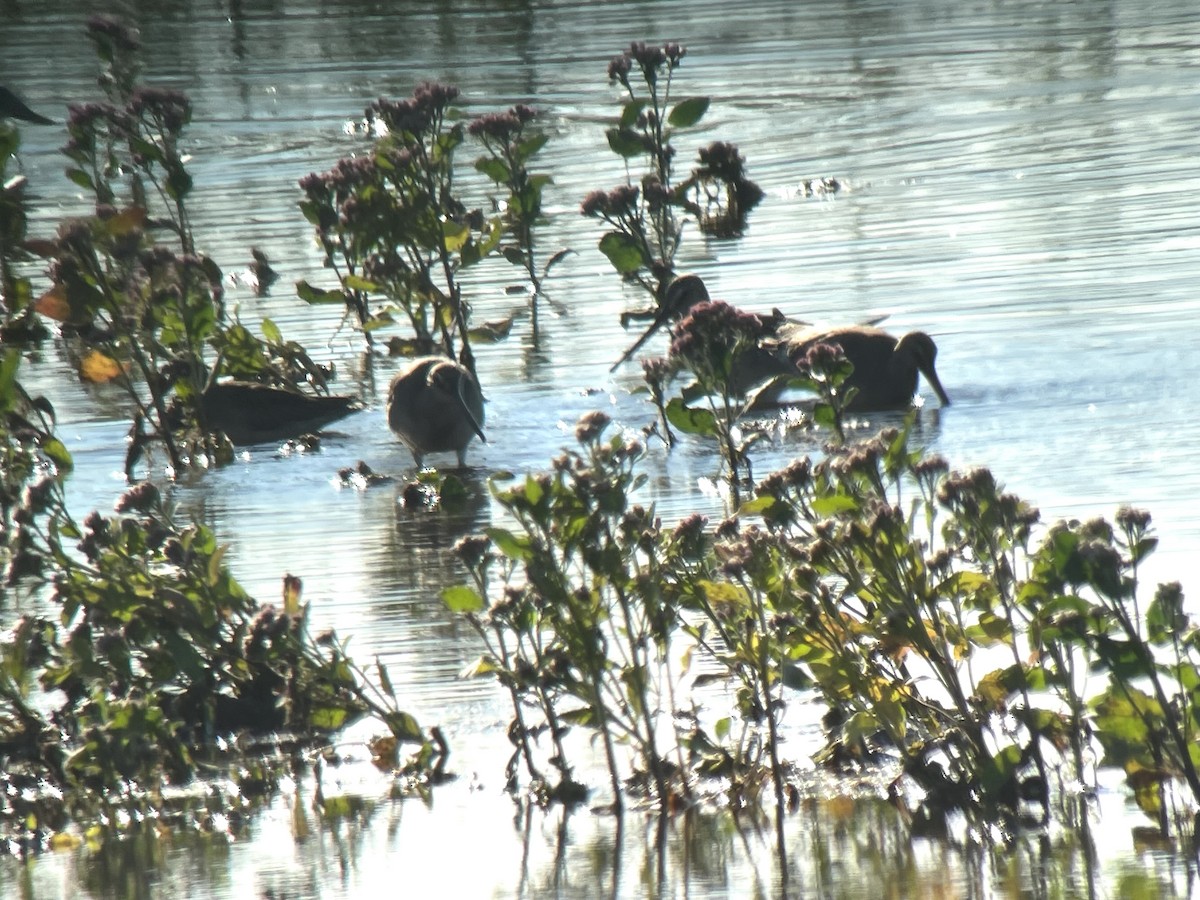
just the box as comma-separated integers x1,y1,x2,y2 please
597,231,645,274
605,128,645,159
474,156,510,183
65,167,96,192
343,274,380,293
516,132,548,161
309,706,350,730
443,220,470,253
810,493,860,517
696,579,750,609
460,655,500,679
978,743,1023,799
441,584,485,614
664,397,718,436
484,526,533,561
0,350,21,414
42,438,74,473
166,166,193,202
543,247,574,278
260,317,282,345
385,711,425,743
619,99,646,128
295,280,345,304
377,657,396,699
668,96,710,128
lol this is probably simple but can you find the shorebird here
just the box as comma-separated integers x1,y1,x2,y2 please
777,325,951,412
0,86,54,125
198,381,363,444
613,273,949,412
387,356,486,467
612,273,807,373
611,274,712,371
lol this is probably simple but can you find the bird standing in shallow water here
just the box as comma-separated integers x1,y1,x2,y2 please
781,325,951,412
198,381,363,445
387,356,486,467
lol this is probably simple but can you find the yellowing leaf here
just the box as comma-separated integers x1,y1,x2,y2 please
106,205,147,237
79,349,126,383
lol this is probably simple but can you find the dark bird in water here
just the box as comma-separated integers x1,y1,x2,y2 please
612,273,807,372
777,325,951,412
614,273,950,412
0,86,54,125
198,381,363,445
387,356,486,467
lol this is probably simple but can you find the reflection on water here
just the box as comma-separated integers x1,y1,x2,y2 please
5,0,1200,895
11,780,1191,898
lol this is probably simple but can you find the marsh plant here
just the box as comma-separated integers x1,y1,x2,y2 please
0,123,51,343
300,86,563,362
646,305,856,501
446,408,1200,857
469,103,571,343
582,41,763,307
446,413,688,810
0,352,438,842
27,17,333,476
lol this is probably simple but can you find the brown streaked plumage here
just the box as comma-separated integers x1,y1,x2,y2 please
781,326,951,412
387,356,486,467
199,381,363,445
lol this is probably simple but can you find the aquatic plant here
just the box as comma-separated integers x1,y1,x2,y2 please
446,412,689,811
654,307,855,504
446,403,1200,856
0,352,438,842
0,124,52,343
300,83,515,368
24,18,338,475
582,41,763,306
469,103,571,344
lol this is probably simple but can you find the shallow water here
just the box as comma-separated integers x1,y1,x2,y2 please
4,0,1200,896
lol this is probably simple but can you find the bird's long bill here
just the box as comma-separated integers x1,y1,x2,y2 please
455,379,488,444
610,306,673,373
923,364,952,407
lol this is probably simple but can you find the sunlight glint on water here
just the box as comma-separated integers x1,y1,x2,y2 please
3,0,1199,895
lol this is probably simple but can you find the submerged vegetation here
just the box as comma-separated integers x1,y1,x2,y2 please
1,17,1197,899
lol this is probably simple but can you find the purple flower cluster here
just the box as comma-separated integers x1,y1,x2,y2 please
668,299,772,367
86,14,141,53
695,141,749,182
608,41,686,88
574,410,612,444
368,82,460,137
299,155,376,204
468,104,536,142
580,184,640,220
129,87,191,134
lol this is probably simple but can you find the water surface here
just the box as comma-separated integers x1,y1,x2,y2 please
3,0,1199,896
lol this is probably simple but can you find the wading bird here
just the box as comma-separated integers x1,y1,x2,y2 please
778,325,951,412
612,273,810,372
614,273,949,411
0,86,54,125
198,381,363,445
387,356,486,467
